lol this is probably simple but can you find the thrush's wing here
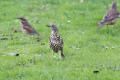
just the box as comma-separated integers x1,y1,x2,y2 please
23,24,40,36
102,8,119,22
59,35,64,47
23,24,36,32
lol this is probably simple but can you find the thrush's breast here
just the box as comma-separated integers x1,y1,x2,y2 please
107,18,118,25
21,25,28,34
49,33,63,53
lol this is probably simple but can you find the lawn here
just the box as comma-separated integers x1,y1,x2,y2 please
0,0,120,80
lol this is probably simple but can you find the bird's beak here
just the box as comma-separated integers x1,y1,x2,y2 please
46,25,50,27
17,18,20,19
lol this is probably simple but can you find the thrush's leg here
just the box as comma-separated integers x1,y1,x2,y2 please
60,48,64,58
52,50,54,56
107,25,109,34
52,50,56,58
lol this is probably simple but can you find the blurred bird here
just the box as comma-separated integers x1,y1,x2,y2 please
47,24,64,58
17,17,41,37
98,2,120,29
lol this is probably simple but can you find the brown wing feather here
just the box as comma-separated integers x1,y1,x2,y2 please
24,25,37,33
102,8,119,22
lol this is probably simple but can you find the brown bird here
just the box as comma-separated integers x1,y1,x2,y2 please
17,17,41,37
98,2,120,29
47,24,64,58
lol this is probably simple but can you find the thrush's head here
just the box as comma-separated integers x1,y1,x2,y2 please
17,17,27,22
47,24,58,32
112,2,117,9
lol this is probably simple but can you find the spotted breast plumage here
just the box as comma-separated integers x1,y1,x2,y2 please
47,24,64,58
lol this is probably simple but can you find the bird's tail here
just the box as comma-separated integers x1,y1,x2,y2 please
97,22,105,30
34,32,42,38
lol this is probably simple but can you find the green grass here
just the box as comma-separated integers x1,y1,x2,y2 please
1,0,120,80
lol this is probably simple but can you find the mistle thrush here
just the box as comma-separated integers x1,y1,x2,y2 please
47,24,64,58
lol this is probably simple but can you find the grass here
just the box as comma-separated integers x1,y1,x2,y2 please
0,0,120,80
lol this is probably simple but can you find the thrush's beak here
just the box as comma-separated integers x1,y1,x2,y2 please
17,18,21,19
46,25,50,27
17,17,24,19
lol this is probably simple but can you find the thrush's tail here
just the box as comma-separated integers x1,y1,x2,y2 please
97,22,105,30
34,32,42,38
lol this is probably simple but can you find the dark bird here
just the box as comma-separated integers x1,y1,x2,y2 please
47,24,64,58
98,2,120,29
17,17,41,37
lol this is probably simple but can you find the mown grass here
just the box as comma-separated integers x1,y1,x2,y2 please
0,0,120,80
